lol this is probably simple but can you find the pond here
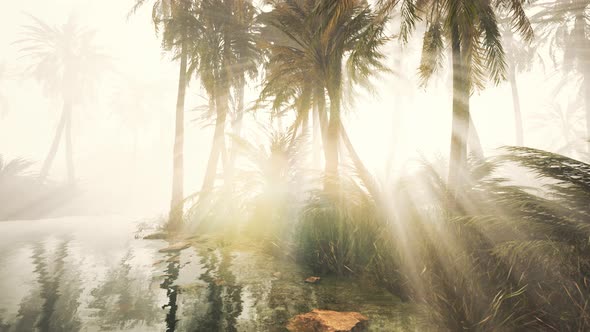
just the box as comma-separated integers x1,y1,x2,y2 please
0,217,416,331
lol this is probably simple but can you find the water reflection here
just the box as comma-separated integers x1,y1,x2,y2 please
9,240,82,332
88,251,161,330
161,253,180,332
183,248,243,332
0,218,413,331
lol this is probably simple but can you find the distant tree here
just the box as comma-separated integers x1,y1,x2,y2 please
379,0,533,192
533,99,587,160
130,0,200,230
532,0,590,153
16,15,110,184
501,19,536,146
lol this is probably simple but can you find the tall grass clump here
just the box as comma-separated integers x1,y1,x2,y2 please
297,175,395,276
389,148,590,331
296,147,590,331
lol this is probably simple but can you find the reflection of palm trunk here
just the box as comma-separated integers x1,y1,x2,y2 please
35,241,69,332
161,257,180,332
169,43,188,230
508,64,524,146
39,101,70,183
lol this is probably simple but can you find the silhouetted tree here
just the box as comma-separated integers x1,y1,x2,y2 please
379,0,533,191
16,15,110,184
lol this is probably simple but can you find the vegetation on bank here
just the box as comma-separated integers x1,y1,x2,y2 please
5,0,590,330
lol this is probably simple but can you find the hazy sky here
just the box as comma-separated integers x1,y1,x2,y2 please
0,0,574,215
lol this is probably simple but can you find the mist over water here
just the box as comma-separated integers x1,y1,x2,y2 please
1,0,589,331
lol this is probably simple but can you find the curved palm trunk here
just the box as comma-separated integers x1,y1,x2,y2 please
468,116,484,160
226,78,245,186
64,106,75,184
39,102,69,183
168,44,188,231
339,122,379,199
508,64,524,146
201,86,228,193
448,24,470,191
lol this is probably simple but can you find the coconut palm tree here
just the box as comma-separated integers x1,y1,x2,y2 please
501,20,536,146
532,0,590,153
192,0,260,193
16,15,110,185
130,0,200,229
259,0,388,194
379,0,533,191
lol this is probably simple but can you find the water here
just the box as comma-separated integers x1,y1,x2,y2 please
0,217,415,331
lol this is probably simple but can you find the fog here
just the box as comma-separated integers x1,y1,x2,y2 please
2,0,579,218
1,1,590,330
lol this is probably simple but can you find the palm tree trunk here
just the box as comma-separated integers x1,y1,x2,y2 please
312,101,321,168
288,112,303,149
168,44,188,230
325,73,342,192
468,116,484,160
226,78,245,186
448,23,469,190
585,69,590,154
39,102,69,183
64,105,75,184
340,122,379,199
508,64,524,146
201,85,228,193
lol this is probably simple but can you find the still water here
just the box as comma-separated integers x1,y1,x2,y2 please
0,217,414,331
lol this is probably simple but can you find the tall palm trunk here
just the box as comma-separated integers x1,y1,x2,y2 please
64,106,75,184
312,101,321,168
508,63,524,146
202,84,228,193
574,13,590,154
39,101,69,183
226,77,245,186
448,24,470,190
168,43,187,230
339,122,379,199
468,116,484,160
325,64,342,193
584,68,590,154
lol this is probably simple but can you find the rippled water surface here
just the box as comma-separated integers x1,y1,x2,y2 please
0,217,415,331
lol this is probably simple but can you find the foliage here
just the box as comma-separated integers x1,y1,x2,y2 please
15,15,111,103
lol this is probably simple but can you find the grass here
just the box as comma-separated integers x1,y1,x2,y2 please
183,138,590,330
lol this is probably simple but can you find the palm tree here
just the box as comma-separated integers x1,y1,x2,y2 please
130,0,199,230
16,15,110,185
532,0,590,153
379,0,533,191
501,20,536,146
192,0,260,193
259,0,388,194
